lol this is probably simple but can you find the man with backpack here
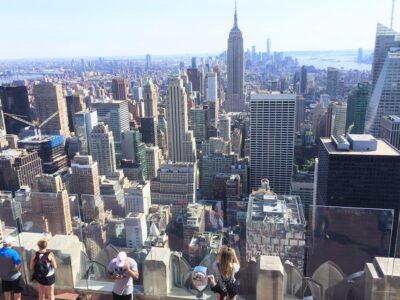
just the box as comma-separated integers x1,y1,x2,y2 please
0,236,23,300
29,239,57,300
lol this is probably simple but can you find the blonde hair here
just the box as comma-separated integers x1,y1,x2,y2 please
219,247,235,278
37,239,48,250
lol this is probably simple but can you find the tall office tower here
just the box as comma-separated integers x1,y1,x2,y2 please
300,66,307,94
139,117,158,146
246,181,305,269
125,212,147,248
18,135,68,174
225,5,244,112
187,68,204,97
112,78,128,100
100,177,125,217
124,181,151,214
371,24,400,88
0,149,42,192
345,82,370,134
251,45,257,62
66,93,86,132
365,48,400,137
146,54,151,69
91,100,129,160
74,109,98,155
231,128,242,157
89,124,116,176
30,174,72,235
166,76,196,163
357,48,363,63
380,115,400,150
150,163,196,214
70,154,100,197
249,93,295,194
191,57,197,68
189,107,207,147
121,129,147,179
206,72,218,102
295,95,305,132
266,38,271,58
199,153,235,199
219,114,231,142
212,173,241,201
132,86,143,103
326,67,339,99
0,85,31,135
332,102,347,136
316,135,400,252
33,82,70,137
143,80,158,119
145,146,161,180
320,94,331,108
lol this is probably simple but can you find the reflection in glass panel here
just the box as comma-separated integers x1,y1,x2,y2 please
306,205,394,276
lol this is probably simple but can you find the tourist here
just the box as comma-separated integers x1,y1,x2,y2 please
209,247,240,300
107,251,139,300
0,236,23,300
30,239,57,300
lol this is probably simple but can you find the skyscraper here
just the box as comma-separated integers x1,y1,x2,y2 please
30,173,73,235
91,100,130,161
111,78,128,100
250,93,296,194
33,82,70,137
66,93,86,132
316,134,400,253
89,123,117,176
121,129,147,179
0,149,42,192
146,54,151,69
145,146,161,181
371,23,400,88
206,72,218,102
300,66,307,94
219,114,231,142
74,109,98,155
70,154,100,197
326,67,339,100
225,4,244,112
365,48,400,137
189,107,207,146
380,115,400,150
345,82,370,134
166,76,196,163
0,85,31,135
143,80,159,119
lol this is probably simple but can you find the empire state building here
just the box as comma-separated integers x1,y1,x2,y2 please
225,5,244,112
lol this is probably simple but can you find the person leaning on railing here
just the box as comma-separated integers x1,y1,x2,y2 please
0,236,23,300
208,246,240,300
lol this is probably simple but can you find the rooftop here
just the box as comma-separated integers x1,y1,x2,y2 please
321,137,400,156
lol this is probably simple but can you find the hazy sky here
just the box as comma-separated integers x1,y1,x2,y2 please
0,0,396,59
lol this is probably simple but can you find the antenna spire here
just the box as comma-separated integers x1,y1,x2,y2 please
234,0,238,28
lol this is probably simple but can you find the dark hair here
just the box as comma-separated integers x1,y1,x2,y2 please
76,295,89,300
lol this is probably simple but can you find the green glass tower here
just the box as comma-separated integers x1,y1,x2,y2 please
121,129,148,180
345,82,371,134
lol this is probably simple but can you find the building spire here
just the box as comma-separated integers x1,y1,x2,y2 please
234,0,238,29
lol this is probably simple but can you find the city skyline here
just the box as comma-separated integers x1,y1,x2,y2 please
0,0,395,59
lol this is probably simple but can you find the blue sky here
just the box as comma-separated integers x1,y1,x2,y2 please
0,0,395,59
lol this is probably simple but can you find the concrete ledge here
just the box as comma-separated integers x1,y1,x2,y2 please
143,247,172,297
257,256,284,300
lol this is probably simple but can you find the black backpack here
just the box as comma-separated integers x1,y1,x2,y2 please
32,252,50,281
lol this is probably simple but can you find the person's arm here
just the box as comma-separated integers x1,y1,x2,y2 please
107,261,117,280
30,252,36,271
232,248,240,266
49,252,57,269
125,260,139,281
